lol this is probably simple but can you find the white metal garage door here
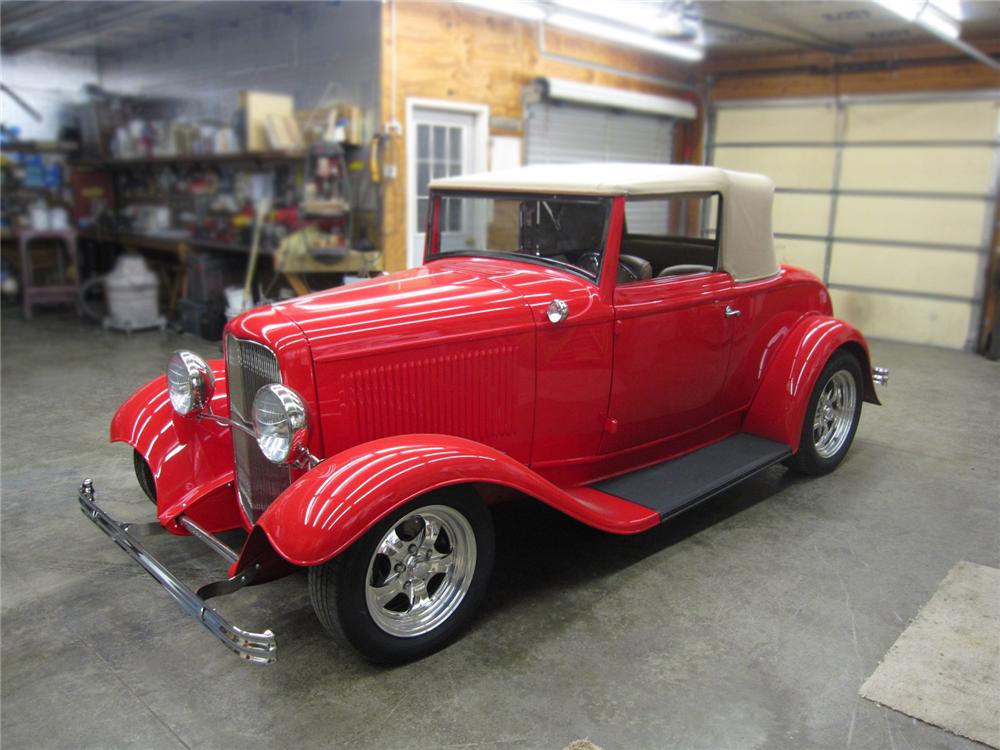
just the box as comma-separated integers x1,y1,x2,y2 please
525,101,675,233
709,94,1000,350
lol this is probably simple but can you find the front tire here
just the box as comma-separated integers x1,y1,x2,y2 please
786,350,863,476
133,449,156,504
308,488,495,664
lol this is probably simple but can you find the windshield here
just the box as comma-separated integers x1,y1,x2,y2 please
425,192,612,280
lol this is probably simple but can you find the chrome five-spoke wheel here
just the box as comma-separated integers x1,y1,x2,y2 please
308,489,494,663
365,506,476,637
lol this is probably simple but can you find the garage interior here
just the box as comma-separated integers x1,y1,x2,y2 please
1,2,998,749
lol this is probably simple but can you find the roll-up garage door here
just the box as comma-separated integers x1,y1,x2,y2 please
525,101,675,233
710,95,1000,350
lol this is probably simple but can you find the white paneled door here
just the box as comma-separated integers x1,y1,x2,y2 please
407,101,487,268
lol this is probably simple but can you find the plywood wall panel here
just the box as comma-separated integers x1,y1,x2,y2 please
830,243,981,298
835,195,988,246
705,39,1000,77
711,60,1000,101
714,146,836,189
830,289,972,348
839,147,996,194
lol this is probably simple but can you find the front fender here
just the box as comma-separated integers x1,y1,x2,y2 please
255,434,659,567
742,315,879,452
110,361,243,533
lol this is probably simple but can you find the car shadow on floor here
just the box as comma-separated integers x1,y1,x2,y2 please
477,464,807,624
175,464,808,670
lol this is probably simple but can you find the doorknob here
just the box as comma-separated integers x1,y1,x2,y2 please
724,305,742,318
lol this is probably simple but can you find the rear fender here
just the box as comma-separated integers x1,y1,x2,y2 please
255,434,659,567
742,315,879,453
109,361,243,533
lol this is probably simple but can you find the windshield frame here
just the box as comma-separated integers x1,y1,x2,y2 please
424,190,614,284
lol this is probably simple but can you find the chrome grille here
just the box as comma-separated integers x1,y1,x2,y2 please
227,336,282,421
225,335,290,522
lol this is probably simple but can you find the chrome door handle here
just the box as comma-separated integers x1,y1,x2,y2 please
724,305,742,318
546,299,569,324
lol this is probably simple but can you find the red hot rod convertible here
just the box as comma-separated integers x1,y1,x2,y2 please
79,163,888,664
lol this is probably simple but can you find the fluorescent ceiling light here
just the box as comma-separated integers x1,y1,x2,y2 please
550,0,694,38
873,0,921,21
873,0,961,39
932,0,963,21
453,0,546,21
548,12,704,61
648,14,689,39
918,5,961,38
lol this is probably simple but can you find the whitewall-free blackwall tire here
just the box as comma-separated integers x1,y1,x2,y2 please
308,487,495,664
786,349,864,476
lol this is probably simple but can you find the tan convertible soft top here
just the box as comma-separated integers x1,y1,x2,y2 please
431,163,778,282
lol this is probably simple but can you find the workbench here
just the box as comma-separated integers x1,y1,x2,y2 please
76,228,382,303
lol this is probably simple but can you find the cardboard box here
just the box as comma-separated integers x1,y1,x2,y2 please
240,91,294,152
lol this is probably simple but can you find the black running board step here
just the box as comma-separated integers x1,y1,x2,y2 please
590,433,791,520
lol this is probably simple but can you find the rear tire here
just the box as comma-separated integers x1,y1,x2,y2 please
308,488,494,664
786,350,863,476
133,449,156,504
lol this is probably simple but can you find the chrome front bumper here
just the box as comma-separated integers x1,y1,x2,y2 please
77,480,277,664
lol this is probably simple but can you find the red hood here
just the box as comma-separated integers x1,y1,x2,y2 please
266,257,580,362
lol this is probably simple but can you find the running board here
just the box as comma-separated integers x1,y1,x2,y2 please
589,433,791,521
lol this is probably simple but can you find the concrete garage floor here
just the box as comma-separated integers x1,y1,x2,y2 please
2,311,998,750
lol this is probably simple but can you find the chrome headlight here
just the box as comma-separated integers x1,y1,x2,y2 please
253,384,310,464
166,351,215,416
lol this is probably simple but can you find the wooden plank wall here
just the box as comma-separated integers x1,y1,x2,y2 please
378,1,698,271
706,40,1000,100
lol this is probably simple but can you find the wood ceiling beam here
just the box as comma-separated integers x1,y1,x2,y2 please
703,38,1000,76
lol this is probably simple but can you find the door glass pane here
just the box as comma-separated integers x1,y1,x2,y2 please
623,193,721,282
433,126,446,160
433,163,446,179
417,164,430,195
431,194,611,274
449,127,462,163
417,125,430,159
625,198,669,235
449,163,462,176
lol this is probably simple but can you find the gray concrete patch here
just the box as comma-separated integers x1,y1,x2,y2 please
861,561,1000,748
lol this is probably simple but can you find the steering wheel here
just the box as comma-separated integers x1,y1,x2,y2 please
576,252,644,282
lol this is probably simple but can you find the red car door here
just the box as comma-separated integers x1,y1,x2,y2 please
601,272,736,454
